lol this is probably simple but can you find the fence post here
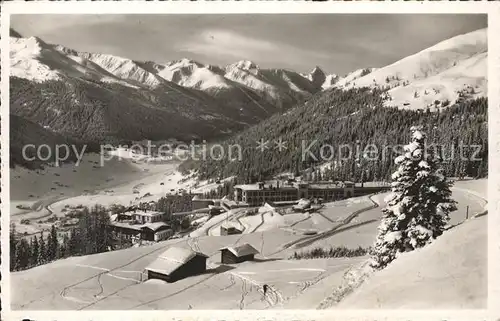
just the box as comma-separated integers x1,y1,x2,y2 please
466,205,469,220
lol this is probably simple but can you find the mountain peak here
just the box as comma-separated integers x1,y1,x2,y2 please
165,58,204,69
10,35,51,58
231,60,259,71
310,66,324,74
306,66,326,89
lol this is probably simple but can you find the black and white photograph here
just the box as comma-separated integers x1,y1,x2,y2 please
2,4,493,316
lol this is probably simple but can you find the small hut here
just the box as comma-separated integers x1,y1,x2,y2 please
145,247,208,283
220,222,242,236
219,243,259,264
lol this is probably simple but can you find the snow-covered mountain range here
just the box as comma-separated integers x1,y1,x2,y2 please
9,27,487,147
9,34,333,110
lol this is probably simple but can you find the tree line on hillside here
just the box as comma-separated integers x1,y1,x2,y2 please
201,180,237,200
10,205,112,272
179,87,487,183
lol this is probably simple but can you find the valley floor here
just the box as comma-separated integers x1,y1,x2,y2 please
10,154,193,235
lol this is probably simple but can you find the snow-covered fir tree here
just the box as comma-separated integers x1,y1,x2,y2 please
370,126,457,270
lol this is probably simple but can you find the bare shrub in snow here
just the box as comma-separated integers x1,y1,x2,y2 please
370,126,457,269
290,246,369,260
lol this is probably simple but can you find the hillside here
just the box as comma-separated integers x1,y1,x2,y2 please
333,213,487,309
185,87,487,183
333,67,377,88
10,27,23,38
10,76,242,145
10,114,81,169
335,28,487,110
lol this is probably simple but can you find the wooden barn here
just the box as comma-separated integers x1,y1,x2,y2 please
219,243,259,264
145,247,208,283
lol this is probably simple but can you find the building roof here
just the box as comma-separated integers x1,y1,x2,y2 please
145,247,208,275
140,222,170,232
308,183,344,189
192,196,215,202
221,198,240,208
110,221,171,232
220,243,259,257
235,182,297,192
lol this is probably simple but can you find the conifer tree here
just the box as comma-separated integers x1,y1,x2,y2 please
46,233,54,261
68,228,79,255
59,234,70,259
14,238,30,271
38,233,47,264
10,223,18,271
370,126,457,270
47,225,59,261
31,235,40,267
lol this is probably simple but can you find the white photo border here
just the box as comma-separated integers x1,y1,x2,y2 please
1,2,499,320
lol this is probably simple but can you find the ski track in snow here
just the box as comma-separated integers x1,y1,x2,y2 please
13,175,486,310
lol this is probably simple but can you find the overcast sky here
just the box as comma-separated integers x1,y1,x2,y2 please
11,14,487,75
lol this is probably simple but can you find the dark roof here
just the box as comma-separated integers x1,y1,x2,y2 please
110,221,170,232
220,243,259,257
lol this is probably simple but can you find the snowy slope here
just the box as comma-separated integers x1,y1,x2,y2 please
10,177,486,309
10,37,128,85
387,52,486,110
158,58,232,91
333,68,377,88
335,214,487,309
322,74,340,89
223,62,307,108
335,28,487,110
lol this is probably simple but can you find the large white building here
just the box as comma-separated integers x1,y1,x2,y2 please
233,181,388,206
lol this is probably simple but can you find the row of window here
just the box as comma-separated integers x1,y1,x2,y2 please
154,229,173,241
134,214,165,223
244,191,297,197
243,193,350,204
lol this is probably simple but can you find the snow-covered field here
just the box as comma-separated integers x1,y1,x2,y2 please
11,178,486,310
11,233,363,310
10,153,195,234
